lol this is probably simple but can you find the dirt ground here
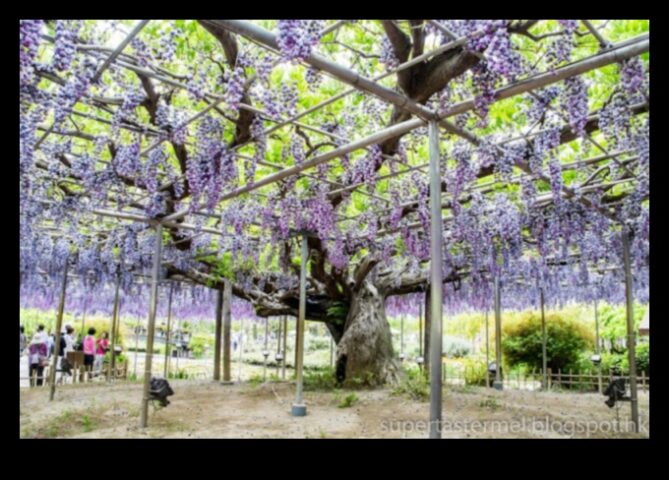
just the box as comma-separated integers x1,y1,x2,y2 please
19,380,649,439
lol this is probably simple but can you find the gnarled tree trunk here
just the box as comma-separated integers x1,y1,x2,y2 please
334,280,401,386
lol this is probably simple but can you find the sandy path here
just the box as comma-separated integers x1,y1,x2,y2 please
19,380,649,439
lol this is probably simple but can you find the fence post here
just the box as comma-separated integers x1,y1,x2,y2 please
547,368,552,389
641,370,646,392
557,369,561,388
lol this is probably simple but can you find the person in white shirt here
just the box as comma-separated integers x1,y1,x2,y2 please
46,332,55,358
28,325,48,386
57,325,77,383
63,325,76,354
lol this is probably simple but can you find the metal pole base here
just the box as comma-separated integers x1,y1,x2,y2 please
291,404,307,416
493,381,504,391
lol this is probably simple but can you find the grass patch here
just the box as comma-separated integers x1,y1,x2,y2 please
343,371,379,389
247,373,264,387
449,384,477,395
303,367,337,391
479,397,501,411
21,401,140,439
24,407,103,438
81,414,96,432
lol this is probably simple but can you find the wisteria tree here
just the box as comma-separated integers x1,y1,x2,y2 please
20,20,649,385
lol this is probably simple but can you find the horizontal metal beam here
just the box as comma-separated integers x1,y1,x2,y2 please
210,20,439,122
162,32,648,224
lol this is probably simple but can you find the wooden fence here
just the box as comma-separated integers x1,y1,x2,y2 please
442,362,649,392
21,361,128,388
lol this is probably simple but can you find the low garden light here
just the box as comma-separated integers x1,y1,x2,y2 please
149,377,174,407
591,354,602,366
399,352,406,361
488,361,503,389
604,378,629,408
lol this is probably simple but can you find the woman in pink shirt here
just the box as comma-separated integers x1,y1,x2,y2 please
94,332,109,373
82,327,97,375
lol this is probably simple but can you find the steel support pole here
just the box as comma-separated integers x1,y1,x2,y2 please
237,314,244,382
540,287,548,390
49,258,69,401
133,320,139,379
107,274,121,383
485,309,490,388
263,316,269,381
222,279,233,383
621,229,639,433
428,121,444,439
276,316,282,378
493,276,503,391
282,315,288,380
213,288,223,381
424,283,432,379
140,223,163,428
418,300,423,359
291,234,308,416
175,311,181,373
163,283,174,378
595,299,602,394
400,314,405,357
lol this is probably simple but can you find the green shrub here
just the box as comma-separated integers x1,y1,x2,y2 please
78,318,126,348
462,358,488,386
167,369,189,380
601,351,625,373
303,367,337,391
392,367,428,401
635,342,649,375
337,393,358,408
103,352,127,364
189,333,213,358
248,373,264,387
618,342,650,375
598,303,647,352
20,309,129,348
502,311,593,372
599,344,649,376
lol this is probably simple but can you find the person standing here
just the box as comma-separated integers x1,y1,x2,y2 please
63,325,76,354
95,332,109,374
57,325,76,383
28,325,48,387
20,326,26,357
82,327,97,379
46,331,55,358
